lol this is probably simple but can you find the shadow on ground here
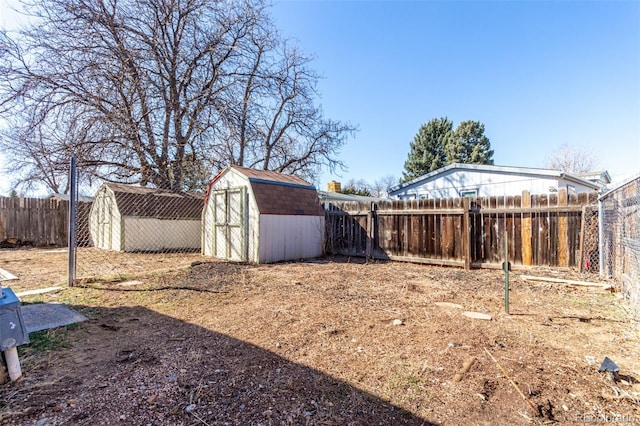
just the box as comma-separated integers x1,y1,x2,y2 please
2,304,436,425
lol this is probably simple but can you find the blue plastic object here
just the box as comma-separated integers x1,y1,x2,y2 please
0,288,30,351
598,356,620,373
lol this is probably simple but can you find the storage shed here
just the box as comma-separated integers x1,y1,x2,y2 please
89,183,204,252
202,166,324,263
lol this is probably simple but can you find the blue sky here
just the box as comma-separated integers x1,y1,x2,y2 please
0,0,638,194
270,0,640,188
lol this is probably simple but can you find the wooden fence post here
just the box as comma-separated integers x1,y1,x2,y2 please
366,202,376,258
521,190,532,265
0,197,5,239
463,197,471,270
558,187,569,267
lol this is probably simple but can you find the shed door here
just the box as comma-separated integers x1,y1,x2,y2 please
213,187,246,261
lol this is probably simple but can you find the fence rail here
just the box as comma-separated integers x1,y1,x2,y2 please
325,189,599,269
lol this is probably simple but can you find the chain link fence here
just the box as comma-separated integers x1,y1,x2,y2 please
579,205,600,274
600,175,640,317
69,161,206,285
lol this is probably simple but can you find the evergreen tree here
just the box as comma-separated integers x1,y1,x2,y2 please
401,117,453,182
402,118,494,182
446,120,494,165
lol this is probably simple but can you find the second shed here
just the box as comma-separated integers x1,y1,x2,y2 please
202,166,324,263
89,183,204,252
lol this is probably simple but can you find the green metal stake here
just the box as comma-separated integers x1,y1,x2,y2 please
504,231,509,314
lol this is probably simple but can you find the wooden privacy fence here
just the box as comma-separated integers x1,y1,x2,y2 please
0,197,91,247
325,189,599,269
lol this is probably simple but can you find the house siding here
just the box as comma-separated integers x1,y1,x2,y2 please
392,169,597,200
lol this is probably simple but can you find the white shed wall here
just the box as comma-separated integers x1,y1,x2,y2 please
89,188,122,250
123,217,201,252
393,169,595,200
258,215,324,263
202,169,259,262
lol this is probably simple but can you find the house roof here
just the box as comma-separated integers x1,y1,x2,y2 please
317,190,386,203
208,166,323,216
389,163,602,194
599,172,640,200
576,170,612,185
102,183,204,219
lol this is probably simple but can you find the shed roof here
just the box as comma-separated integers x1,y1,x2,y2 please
209,166,323,216
231,166,313,188
102,183,204,219
49,193,94,203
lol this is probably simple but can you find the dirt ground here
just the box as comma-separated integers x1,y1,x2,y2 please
0,249,639,425
0,247,203,293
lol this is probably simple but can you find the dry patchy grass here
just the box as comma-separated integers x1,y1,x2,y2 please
0,253,638,425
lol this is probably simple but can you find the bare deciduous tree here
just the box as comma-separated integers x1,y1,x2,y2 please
545,144,599,174
337,175,398,198
0,0,354,193
340,178,372,196
370,175,398,198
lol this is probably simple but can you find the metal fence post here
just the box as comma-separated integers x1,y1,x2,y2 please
598,198,604,277
68,156,77,287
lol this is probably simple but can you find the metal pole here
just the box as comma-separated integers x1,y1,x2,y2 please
67,156,77,287
504,230,509,314
598,198,604,277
